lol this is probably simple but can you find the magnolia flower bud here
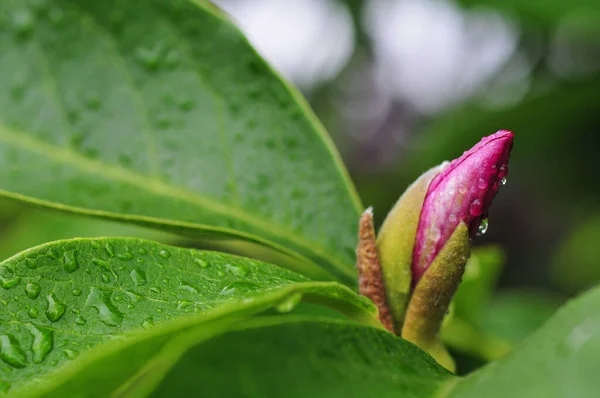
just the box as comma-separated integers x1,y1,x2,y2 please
357,130,514,370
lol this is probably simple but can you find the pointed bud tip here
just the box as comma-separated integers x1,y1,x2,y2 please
412,130,514,283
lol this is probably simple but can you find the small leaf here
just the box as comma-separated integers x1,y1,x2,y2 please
0,0,361,282
0,238,375,395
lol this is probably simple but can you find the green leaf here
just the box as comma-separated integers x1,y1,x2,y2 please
0,0,362,283
448,285,600,398
0,237,375,395
23,317,454,398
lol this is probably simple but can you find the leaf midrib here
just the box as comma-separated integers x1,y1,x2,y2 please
0,124,352,276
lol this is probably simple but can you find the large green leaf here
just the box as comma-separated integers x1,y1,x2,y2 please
22,317,454,398
449,284,600,398
0,0,362,282
0,237,375,395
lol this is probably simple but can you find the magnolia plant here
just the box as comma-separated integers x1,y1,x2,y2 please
0,1,597,398
358,131,514,370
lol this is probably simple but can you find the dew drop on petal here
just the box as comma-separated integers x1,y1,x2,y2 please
500,177,507,186
476,218,489,236
469,199,483,217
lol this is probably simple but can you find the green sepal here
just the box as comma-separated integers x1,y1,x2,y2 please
377,166,442,332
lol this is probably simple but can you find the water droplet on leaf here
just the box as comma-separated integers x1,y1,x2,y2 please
28,325,53,364
275,293,302,313
85,287,123,326
46,293,66,322
63,349,79,359
158,249,171,259
25,283,41,299
129,268,147,286
0,335,27,368
61,251,79,273
194,258,209,269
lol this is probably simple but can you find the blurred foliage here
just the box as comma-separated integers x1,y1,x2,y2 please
551,214,600,294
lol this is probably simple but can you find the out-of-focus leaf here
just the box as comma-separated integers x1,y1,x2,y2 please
0,0,362,283
448,285,598,398
452,246,504,326
0,208,177,261
480,290,563,344
550,213,600,293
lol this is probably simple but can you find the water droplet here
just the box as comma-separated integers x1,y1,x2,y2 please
63,349,79,360
149,287,161,294
25,283,41,299
476,218,489,236
178,283,198,294
429,228,441,243
194,258,209,269
101,274,111,284
71,308,80,315
24,258,37,269
28,325,53,364
138,248,147,255
141,318,154,329
498,165,508,178
74,316,87,325
129,268,147,286
477,178,487,190
275,293,302,313
72,288,82,296
0,276,20,290
469,199,484,217
46,293,66,322
61,251,79,273
85,287,123,326
117,252,134,261
176,300,192,310
125,291,142,303
28,307,39,319
0,335,26,368
219,281,259,297
104,243,115,258
46,248,58,260
158,249,171,259
225,264,249,277
500,177,507,186
458,185,468,195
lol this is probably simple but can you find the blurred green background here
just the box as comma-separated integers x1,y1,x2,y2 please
0,0,598,371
